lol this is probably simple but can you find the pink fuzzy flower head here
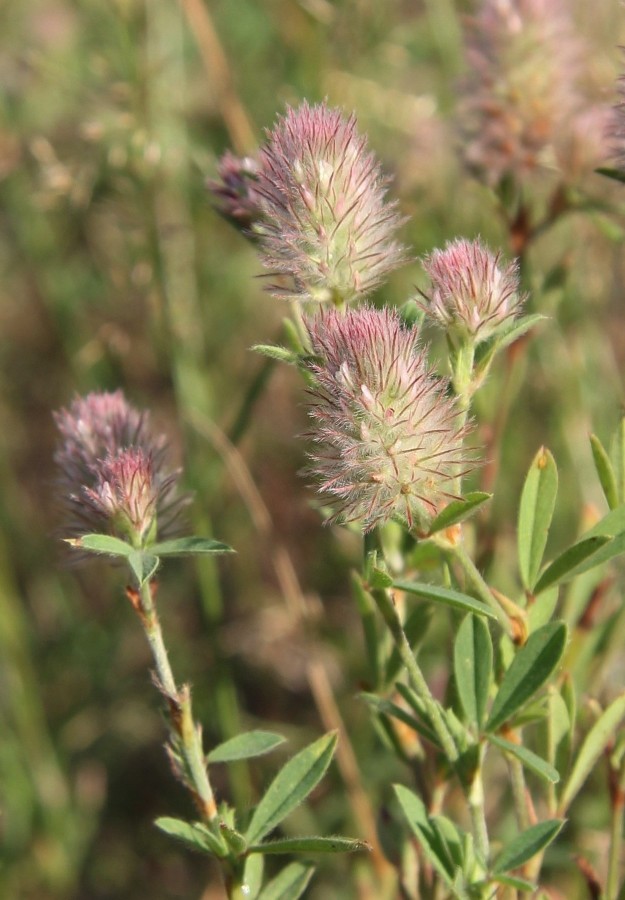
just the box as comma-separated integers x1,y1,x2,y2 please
54,391,188,546
458,0,587,185
207,151,264,234
421,239,524,344
256,101,405,305
305,307,471,532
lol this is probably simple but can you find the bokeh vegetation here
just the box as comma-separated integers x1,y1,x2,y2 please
2,1,625,897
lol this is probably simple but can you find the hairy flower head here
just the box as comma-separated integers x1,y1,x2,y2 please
256,101,405,305
304,307,471,532
421,238,525,344
54,391,188,546
458,0,587,185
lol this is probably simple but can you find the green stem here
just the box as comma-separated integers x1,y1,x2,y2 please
509,755,530,832
136,578,218,822
371,584,458,764
443,541,511,635
469,753,490,864
607,758,625,900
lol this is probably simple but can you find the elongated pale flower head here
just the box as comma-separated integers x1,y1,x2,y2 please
304,307,471,532
255,101,405,305
458,0,587,185
54,391,188,547
421,238,525,344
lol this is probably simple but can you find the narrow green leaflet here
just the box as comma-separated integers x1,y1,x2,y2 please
559,692,625,813
527,586,559,633
252,343,298,364
590,434,619,510
248,836,368,854
220,822,247,855
474,314,545,376
393,784,456,891
256,862,315,900
66,533,134,557
488,734,559,784
207,731,286,764
393,580,497,620
245,732,337,846
454,614,492,732
491,874,536,892
533,536,612,595
428,492,492,535
150,536,234,556
518,447,558,591
128,550,160,587
492,820,564,875
154,816,227,857
596,166,625,185
584,505,625,538
242,854,264,900
360,691,441,748
486,622,567,733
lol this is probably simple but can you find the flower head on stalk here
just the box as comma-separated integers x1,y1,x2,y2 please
54,391,188,549
457,0,587,186
420,238,525,345
304,306,471,533
255,101,405,305
207,151,265,235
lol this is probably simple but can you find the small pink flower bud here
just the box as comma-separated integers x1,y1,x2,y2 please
304,307,471,532
54,391,188,547
207,151,264,234
256,101,405,305
421,238,525,343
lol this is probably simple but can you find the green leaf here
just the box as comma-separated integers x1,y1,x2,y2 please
208,731,286,763
491,874,536,891
454,614,492,732
428,492,492,535
393,785,455,889
488,735,559,784
256,862,315,900
360,691,440,748
474,314,545,376
369,566,394,589
245,732,337,845
492,820,564,875
220,822,247,855
486,622,567,733
252,343,298,364
128,550,160,587
527,587,559,632
518,448,558,591
394,580,497,620
559,692,625,812
242,855,264,900
154,817,227,857
150,536,234,556
584,505,625,538
596,166,625,185
590,434,619,510
533,536,612,594
66,533,134,557
249,836,368,855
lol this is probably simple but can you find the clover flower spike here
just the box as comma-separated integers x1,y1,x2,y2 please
256,101,405,305
207,150,264,234
421,238,525,344
54,391,188,547
305,306,472,532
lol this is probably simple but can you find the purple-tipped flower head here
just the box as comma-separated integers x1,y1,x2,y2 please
421,239,524,344
54,391,188,547
458,0,588,185
305,307,471,532
256,101,405,305
207,151,264,234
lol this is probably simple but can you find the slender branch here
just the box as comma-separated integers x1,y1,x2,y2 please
443,540,511,635
130,579,218,823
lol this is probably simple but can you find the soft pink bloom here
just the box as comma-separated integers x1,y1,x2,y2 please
54,391,188,545
421,238,524,343
255,101,405,305
458,0,591,185
304,307,471,532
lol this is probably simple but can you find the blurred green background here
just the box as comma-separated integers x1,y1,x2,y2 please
1,0,625,897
